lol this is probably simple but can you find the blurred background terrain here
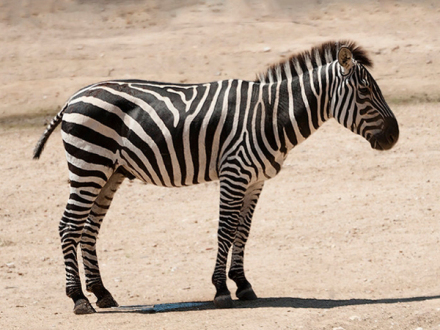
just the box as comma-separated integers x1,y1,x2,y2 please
1,0,438,121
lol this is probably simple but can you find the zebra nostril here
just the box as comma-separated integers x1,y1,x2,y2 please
383,117,399,147
388,133,395,143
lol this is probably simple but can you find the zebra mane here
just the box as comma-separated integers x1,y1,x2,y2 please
256,40,373,83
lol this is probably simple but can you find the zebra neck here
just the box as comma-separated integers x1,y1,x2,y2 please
272,63,335,152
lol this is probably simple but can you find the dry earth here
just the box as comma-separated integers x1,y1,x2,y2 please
1,1,440,329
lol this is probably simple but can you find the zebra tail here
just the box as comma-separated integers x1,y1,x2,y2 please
32,103,68,159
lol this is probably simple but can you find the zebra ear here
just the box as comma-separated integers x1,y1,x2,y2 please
338,47,354,74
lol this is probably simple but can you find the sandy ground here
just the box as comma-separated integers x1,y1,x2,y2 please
1,0,440,329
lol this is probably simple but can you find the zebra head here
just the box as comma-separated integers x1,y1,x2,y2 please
333,46,399,150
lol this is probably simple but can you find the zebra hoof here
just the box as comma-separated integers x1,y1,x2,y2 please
236,286,258,301
73,299,96,315
213,295,234,308
96,294,119,308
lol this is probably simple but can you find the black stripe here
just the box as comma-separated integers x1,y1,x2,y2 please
292,79,311,139
217,80,239,161
65,149,111,181
204,81,228,181
189,82,222,183
342,91,355,128
246,108,267,173
70,180,102,190
263,84,278,151
278,82,297,146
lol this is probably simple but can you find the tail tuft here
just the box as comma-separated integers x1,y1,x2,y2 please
33,134,49,159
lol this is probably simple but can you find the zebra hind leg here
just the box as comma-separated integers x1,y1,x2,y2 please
228,181,264,301
60,184,105,314
81,171,126,309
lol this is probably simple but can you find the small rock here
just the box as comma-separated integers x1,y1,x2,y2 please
263,46,271,52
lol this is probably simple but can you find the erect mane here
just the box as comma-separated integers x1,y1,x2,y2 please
256,40,373,83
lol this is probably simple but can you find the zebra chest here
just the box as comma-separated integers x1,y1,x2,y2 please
220,139,288,185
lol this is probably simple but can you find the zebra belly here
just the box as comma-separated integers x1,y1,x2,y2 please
119,124,221,188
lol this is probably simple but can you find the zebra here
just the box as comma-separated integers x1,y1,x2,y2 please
33,40,399,314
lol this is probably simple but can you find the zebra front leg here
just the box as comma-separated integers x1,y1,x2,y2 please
228,181,264,301
81,172,126,309
212,176,247,308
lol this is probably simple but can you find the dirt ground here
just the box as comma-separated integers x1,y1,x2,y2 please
1,0,440,329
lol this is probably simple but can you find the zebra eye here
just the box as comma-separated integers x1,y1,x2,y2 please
359,87,370,95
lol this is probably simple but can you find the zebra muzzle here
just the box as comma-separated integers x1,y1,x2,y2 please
369,117,399,151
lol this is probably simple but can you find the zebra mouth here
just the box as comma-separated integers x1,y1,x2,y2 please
369,137,385,150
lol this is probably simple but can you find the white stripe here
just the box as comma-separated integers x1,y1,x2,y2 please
271,80,281,150
208,80,233,181
61,126,116,167
257,84,278,157
324,48,333,63
283,61,304,144
197,81,223,183
182,84,211,185
251,86,274,180
329,62,339,118
267,72,273,100
306,54,322,127
166,86,197,112
62,113,119,147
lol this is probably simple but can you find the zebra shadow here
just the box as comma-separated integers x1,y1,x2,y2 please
99,294,440,314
